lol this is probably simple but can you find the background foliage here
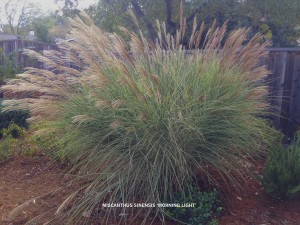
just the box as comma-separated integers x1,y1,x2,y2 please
87,0,300,47
0,49,21,85
1,0,299,46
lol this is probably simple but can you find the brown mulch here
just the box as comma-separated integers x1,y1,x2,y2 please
0,154,73,225
1,156,300,225
218,161,300,225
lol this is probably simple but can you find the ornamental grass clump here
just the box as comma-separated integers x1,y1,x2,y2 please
1,10,275,224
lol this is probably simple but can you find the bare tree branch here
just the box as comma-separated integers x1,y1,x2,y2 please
165,0,176,34
186,1,208,23
131,0,157,40
0,0,41,35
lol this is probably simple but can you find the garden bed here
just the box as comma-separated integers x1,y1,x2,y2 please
1,155,300,225
218,160,300,224
0,155,73,225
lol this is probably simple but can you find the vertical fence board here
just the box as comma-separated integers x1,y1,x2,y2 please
268,52,287,128
267,52,277,121
267,49,300,137
0,39,57,68
280,52,295,135
290,54,300,125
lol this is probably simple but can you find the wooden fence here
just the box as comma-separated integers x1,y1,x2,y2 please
0,39,57,67
266,48,300,138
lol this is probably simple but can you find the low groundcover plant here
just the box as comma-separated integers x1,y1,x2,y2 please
262,133,300,199
165,184,222,225
1,10,276,224
0,99,29,136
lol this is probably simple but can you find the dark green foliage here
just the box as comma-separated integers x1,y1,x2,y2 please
0,100,29,139
165,185,222,225
0,49,27,138
0,49,19,85
87,0,300,47
262,134,300,199
0,48,27,139
34,23,53,43
1,123,26,139
33,16,56,43
0,123,27,163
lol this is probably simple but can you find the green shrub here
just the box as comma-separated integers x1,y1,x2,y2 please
0,100,29,138
1,122,26,138
0,123,39,162
1,13,276,224
262,134,300,199
0,123,26,162
0,48,21,84
165,184,222,225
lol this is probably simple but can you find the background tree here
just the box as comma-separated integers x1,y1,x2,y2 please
0,0,42,35
55,0,79,9
241,0,300,46
55,0,80,17
32,16,56,43
86,0,300,47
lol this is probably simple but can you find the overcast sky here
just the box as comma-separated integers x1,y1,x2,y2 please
29,0,98,11
0,0,98,24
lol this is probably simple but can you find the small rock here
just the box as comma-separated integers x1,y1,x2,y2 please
254,192,259,196
237,197,242,201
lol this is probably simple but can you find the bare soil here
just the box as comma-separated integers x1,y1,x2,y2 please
218,161,300,225
1,155,300,225
0,154,73,225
